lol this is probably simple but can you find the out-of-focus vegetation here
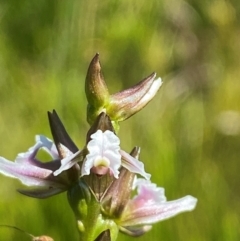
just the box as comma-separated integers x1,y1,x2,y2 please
0,0,240,240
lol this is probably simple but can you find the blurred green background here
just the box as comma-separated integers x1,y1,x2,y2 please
0,0,240,240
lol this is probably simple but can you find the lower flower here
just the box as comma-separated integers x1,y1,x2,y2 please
118,178,197,236
100,148,198,238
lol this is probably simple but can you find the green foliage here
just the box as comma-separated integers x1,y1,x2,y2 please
0,0,240,240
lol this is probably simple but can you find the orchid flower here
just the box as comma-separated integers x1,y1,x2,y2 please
54,129,151,180
99,148,198,238
53,112,150,181
0,53,198,241
118,178,197,236
0,135,72,198
0,110,81,198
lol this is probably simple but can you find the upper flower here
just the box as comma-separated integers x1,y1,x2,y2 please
85,53,162,132
54,113,151,180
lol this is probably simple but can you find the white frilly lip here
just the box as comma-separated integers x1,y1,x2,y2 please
54,130,150,180
81,130,121,178
82,130,150,179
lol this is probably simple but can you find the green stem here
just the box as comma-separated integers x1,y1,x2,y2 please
67,180,119,241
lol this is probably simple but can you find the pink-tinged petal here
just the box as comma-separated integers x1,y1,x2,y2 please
136,77,162,110
120,150,151,180
0,157,64,187
132,178,166,203
121,193,197,226
15,135,59,166
15,142,41,165
13,135,61,172
0,134,78,199
53,150,82,176
121,196,197,226
108,73,162,121
82,130,121,178
36,135,59,159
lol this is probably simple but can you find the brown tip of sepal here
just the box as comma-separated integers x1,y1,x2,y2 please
47,110,78,156
85,53,109,108
86,112,115,143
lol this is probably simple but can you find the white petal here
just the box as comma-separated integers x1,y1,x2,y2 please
120,150,151,180
0,157,58,187
16,135,59,166
138,77,162,106
82,130,121,178
36,135,59,159
53,150,82,176
132,178,166,203
122,195,197,226
120,179,197,227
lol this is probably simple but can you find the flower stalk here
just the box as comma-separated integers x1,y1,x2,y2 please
0,54,197,241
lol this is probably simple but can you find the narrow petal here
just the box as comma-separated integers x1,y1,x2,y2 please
53,150,82,176
36,135,59,159
136,77,162,109
110,73,157,108
0,135,70,196
108,73,162,121
120,150,151,180
120,180,197,226
121,195,197,226
0,157,61,187
132,178,166,203
16,135,59,166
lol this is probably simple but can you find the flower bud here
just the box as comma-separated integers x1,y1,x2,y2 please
85,53,110,125
85,54,162,131
108,72,162,121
